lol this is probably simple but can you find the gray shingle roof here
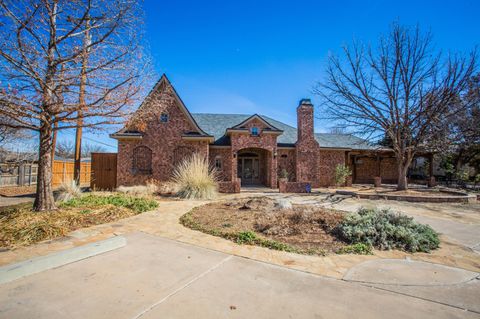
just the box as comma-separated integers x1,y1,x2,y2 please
191,113,380,150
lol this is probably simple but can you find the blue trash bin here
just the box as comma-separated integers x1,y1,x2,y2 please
306,183,311,193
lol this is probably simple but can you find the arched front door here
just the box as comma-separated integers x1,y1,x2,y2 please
237,151,261,185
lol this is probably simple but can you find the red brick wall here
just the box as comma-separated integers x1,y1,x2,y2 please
278,180,312,193
318,150,346,187
218,178,241,193
277,148,296,182
295,104,320,187
209,147,232,182
117,82,208,186
353,155,398,184
230,118,278,187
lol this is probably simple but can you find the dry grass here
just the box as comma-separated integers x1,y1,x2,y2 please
171,153,218,199
55,180,83,202
117,182,158,197
0,193,158,249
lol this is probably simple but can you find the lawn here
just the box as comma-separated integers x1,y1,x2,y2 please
0,193,158,249
181,197,440,255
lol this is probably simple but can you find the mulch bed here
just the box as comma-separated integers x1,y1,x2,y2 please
0,186,36,197
184,197,348,254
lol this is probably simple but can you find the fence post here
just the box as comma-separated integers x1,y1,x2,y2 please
18,164,25,186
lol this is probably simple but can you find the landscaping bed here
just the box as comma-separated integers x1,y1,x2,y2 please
0,193,158,249
181,197,440,256
336,186,476,203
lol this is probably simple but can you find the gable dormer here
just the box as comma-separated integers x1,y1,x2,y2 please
225,114,283,137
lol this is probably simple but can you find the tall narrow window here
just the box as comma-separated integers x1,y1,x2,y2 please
251,127,259,136
132,146,152,174
215,156,222,170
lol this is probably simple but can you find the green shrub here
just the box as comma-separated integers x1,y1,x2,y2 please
236,231,257,244
337,243,372,255
335,208,440,253
60,194,158,213
334,164,352,186
278,168,289,180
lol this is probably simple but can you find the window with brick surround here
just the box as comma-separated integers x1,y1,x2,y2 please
132,146,152,174
215,156,222,170
251,127,259,136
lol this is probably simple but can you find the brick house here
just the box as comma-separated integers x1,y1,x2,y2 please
111,75,434,192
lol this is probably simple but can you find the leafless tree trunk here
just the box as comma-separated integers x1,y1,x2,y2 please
0,0,154,210
314,23,477,190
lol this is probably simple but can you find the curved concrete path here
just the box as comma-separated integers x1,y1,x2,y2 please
1,232,478,319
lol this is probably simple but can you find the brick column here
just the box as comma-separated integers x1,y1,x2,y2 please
295,99,320,187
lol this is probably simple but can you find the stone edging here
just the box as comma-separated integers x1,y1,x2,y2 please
335,190,477,203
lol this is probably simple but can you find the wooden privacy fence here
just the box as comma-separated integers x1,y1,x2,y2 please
0,160,91,188
52,161,91,186
90,153,117,190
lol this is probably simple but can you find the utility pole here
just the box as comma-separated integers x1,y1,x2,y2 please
74,16,91,185
51,64,65,164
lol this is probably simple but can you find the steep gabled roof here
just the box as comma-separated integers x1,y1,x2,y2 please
191,113,381,150
111,74,213,140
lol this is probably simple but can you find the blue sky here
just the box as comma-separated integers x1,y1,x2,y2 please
59,0,479,152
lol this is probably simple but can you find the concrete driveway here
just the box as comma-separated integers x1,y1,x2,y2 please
1,232,478,319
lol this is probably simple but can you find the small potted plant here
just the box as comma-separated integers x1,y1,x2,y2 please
278,169,289,191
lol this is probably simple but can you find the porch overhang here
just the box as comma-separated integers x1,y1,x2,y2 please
109,132,144,141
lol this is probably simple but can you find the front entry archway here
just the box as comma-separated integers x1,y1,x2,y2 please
237,149,268,186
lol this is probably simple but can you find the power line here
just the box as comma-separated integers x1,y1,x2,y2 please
59,130,117,149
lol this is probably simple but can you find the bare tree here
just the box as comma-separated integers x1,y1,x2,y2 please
0,0,153,210
314,23,477,190
55,139,74,159
82,142,106,156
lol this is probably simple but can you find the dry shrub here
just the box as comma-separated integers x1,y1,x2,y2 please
55,180,82,202
116,182,157,197
0,194,158,248
171,153,218,199
0,206,136,248
157,182,178,195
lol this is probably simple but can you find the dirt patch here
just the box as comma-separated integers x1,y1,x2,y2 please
0,186,36,197
182,197,348,255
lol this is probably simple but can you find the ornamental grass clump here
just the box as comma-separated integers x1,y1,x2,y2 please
55,180,82,202
335,208,440,253
171,153,218,199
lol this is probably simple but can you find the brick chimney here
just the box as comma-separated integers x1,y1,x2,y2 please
297,98,315,142
295,98,320,186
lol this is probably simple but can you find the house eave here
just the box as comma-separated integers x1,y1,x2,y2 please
110,133,143,141
181,135,215,143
